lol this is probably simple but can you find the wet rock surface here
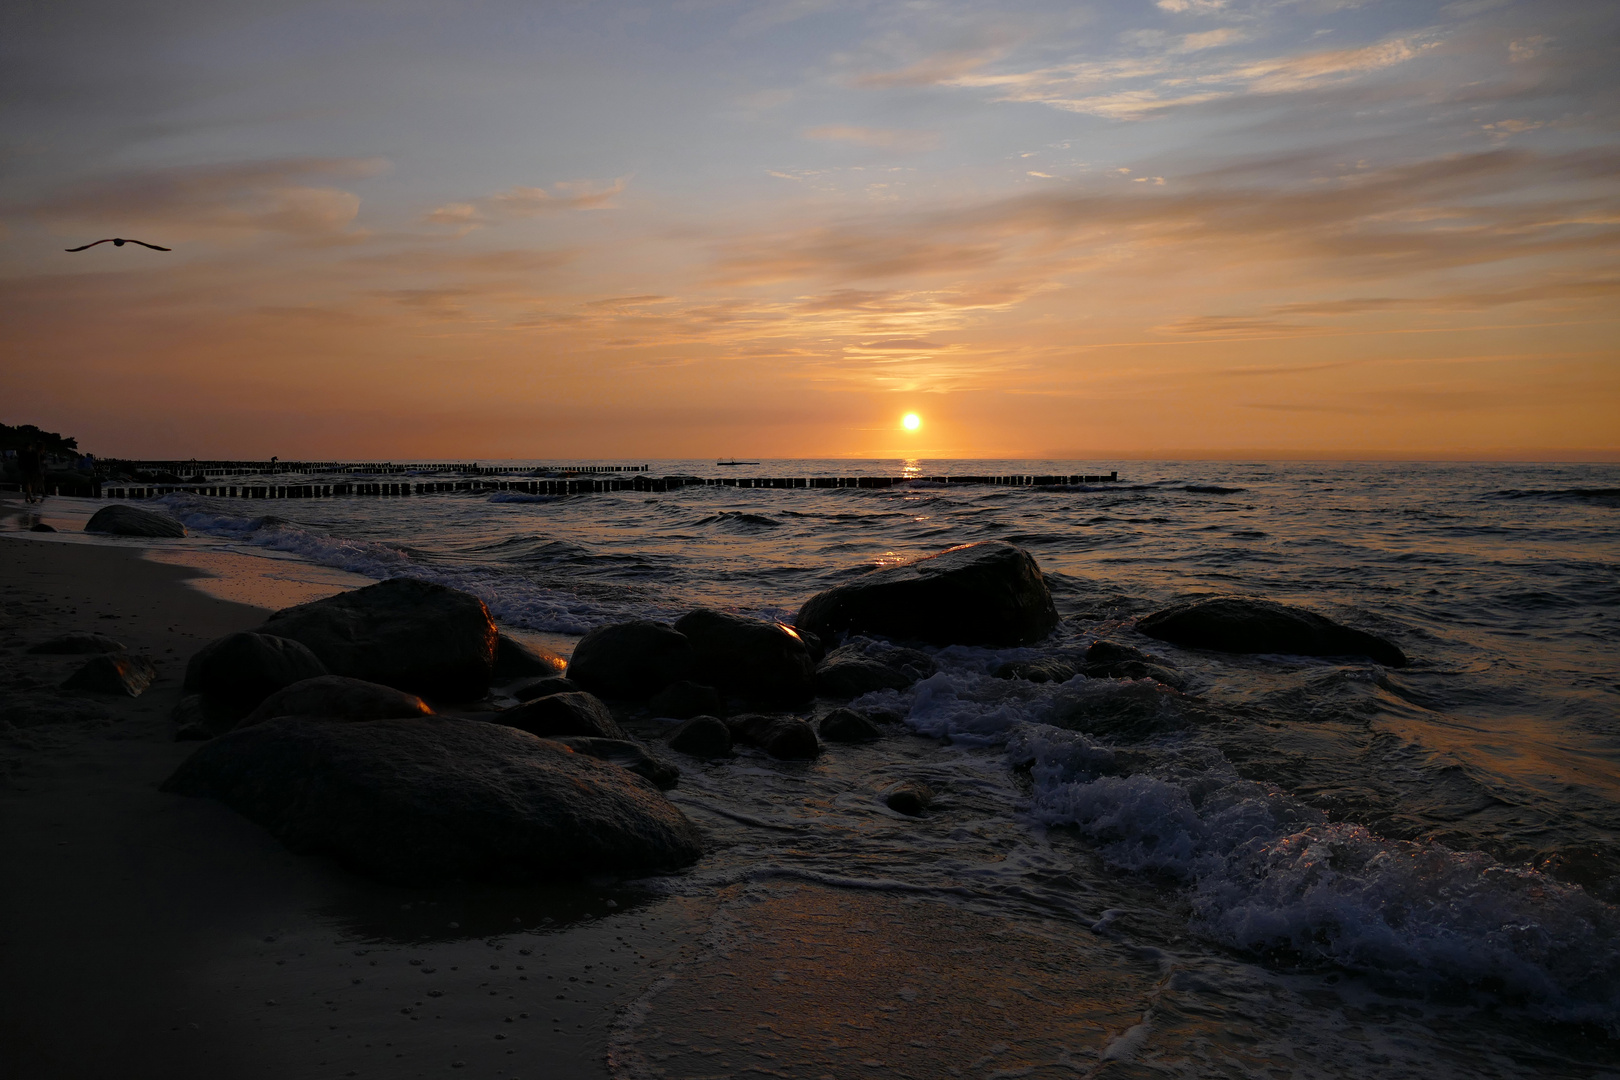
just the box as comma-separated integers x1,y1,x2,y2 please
160,716,703,883
993,658,1078,684
549,736,680,790
817,707,884,743
881,780,934,816
84,504,186,538
815,638,937,699
510,676,579,702
725,714,820,760
496,690,625,740
259,578,500,699
566,620,694,700
492,633,567,679
1137,596,1408,667
673,609,815,705
666,715,733,758
237,675,432,728
796,541,1059,647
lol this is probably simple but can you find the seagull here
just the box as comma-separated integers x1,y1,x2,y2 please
65,238,171,252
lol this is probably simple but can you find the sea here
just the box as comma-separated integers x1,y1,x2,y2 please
22,458,1620,1075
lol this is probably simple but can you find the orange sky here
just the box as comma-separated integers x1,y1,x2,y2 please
2,1,1616,460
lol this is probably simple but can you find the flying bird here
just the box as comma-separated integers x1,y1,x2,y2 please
65,238,171,252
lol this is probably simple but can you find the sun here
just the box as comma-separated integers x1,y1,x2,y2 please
902,413,921,431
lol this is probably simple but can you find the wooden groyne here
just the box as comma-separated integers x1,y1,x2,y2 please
107,460,651,478
94,472,1119,500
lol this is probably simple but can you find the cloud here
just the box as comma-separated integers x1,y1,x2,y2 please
424,177,629,231
1156,0,1231,13
1158,315,1321,336
802,125,941,151
19,157,387,244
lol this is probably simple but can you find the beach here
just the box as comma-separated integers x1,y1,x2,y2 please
3,463,1619,1079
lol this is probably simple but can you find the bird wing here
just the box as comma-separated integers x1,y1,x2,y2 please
64,239,114,252
128,240,172,251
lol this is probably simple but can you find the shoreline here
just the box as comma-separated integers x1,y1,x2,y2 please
0,533,684,1079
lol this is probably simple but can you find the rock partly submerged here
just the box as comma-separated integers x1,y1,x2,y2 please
674,608,816,705
796,541,1058,647
496,690,625,740
161,717,703,884
1136,596,1408,667
549,736,680,790
814,638,937,699
259,578,500,699
817,707,884,744
84,504,186,538
666,715,733,759
726,714,820,760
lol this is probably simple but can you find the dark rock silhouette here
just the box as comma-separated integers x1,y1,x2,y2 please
674,609,815,704
493,633,567,679
796,541,1058,647
993,658,1077,684
184,632,329,712
882,780,934,816
815,638,937,699
666,715,733,758
497,690,624,740
1137,596,1407,667
62,652,156,697
566,620,694,700
259,578,499,699
238,675,432,728
511,676,579,702
160,717,703,884
85,504,186,538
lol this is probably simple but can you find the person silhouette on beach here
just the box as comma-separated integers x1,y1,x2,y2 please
18,442,46,504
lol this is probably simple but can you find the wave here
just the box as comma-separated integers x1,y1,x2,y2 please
1487,488,1620,502
692,511,780,531
487,492,563,504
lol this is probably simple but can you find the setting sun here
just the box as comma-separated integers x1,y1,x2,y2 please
902,413,921,431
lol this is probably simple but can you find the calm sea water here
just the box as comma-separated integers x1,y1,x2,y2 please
138,460,1620,1070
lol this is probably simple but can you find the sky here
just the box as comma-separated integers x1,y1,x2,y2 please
1,0,1616,460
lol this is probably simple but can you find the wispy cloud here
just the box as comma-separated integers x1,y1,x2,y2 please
802,124,941,151
424,178,629,232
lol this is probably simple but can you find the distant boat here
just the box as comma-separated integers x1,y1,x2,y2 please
716,460,759,466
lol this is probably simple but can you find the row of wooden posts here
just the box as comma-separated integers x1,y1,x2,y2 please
109,461,652,478
97,472,1120,501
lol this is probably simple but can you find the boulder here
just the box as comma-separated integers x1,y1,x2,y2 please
1050,680,1195,740
238,676,432,728
882,780,934,817
84,504,186,538
648,680,723,719
61,652,156,697
993,659,1077,684
1080,639,1188,690
565,620,694,700
259,578,500,699
29,632,125,655
673,609,816,704
1136,596,1407,667
512,676,579,702
550,737,680,790
184,632,330,711
493,633,567,679
28,522,55,533
172,694,236,740
815,638,937,699
160,717,703,884
796,541,1058,647
726,714,820,760
497,691,624,740
666,715,733,758
818,708,883,744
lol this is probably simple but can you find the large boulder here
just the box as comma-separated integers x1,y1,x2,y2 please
565,620,694,700
259,578,499,700
184,632,330,712
160,717,703,884
512,676,579,702
795,542,1058,647
238,675,432,728
61,652,156,697
815,638,937,699
666,715,733,758
493,633,567,679
1136,597,1407,667
85,504,186,538
673,609,815,705
726,714,820,760
496,691,624,740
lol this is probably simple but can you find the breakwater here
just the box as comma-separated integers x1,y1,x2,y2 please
96,471,1119,500
104,460,652,478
